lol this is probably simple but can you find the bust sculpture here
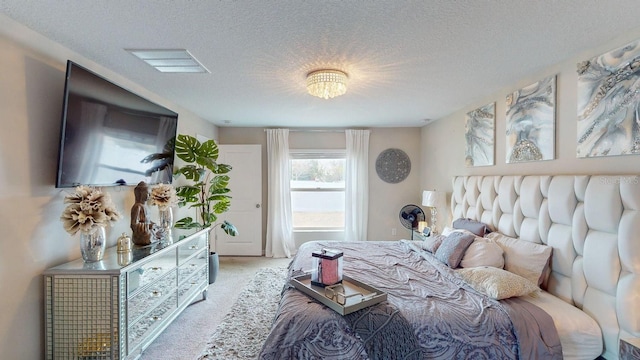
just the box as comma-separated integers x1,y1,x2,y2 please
130,181,157,246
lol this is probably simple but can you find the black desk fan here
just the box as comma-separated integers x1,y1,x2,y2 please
399,204,425,240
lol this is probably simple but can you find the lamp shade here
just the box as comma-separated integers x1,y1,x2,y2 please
422,190,445,208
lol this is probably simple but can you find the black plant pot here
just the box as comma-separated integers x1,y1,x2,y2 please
208,252,219,284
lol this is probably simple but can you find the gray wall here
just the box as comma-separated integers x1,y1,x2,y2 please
420,26,640,227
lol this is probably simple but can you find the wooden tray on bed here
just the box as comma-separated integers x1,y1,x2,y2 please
290,273,387,315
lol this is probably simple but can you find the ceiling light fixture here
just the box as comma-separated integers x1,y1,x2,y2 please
306,69,348,99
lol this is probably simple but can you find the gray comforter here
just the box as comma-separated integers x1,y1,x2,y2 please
259,240,561,360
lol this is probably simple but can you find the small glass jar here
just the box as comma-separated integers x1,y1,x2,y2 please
311,248,343,286
116,233,133,266
116,233,132,253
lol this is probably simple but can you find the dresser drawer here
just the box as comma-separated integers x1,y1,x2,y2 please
128,292,178,351
128,270,177,323
178,249,207,283
177,233,207,265
178,267,208,305
127,251,176,296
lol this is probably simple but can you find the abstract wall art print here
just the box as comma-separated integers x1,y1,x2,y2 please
505,75,556,163
465,102,495,167
577,38,640,158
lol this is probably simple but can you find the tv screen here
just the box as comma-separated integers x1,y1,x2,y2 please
56,61,178,188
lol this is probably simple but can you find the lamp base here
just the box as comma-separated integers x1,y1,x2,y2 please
430,208,438,235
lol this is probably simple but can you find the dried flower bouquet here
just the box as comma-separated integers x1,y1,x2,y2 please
60,185,121,235
150,183,178,210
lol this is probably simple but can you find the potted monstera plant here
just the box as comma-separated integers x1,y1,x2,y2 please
173,134,238,284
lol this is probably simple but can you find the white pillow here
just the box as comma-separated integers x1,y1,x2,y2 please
441,226,476,237
485,232,552,286
457,266,540,300
460,237,504,269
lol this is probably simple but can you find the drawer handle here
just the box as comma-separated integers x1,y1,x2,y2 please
189,245,199,250
190,263,197,268
150,290,162,297
150,266,162,271
151,315,162,322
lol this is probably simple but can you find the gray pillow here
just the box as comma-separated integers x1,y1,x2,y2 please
435,232,475,268
418,234,445,253
452,218,493,237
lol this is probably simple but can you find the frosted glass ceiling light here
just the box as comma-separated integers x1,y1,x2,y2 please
306,69,348,99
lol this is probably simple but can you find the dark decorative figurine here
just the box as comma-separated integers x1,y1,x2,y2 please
130,181,157,246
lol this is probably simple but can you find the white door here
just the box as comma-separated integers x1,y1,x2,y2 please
215,144,262,256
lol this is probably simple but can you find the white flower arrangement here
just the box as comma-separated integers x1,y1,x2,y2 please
60,185,121,235
150,183,178,210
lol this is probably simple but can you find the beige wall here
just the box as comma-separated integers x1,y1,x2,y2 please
0,16,216,359
368,128,422,240
219,127,422,246
421,26,640,226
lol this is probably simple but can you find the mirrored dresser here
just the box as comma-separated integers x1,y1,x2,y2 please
44,228,209,360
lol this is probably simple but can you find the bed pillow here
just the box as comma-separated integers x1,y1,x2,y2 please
434,232,475,268
460,237,505,269
457,266,539,300
441,226,476,237
485,232,552,286
452,218,493,237
417,234,445,253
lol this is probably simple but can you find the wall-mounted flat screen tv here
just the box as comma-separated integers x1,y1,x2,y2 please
56,60,178,188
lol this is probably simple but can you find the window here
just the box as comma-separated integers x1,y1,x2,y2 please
290,150,345,230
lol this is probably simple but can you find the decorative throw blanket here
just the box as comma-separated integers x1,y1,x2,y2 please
502,297,563,359
259,240,562,360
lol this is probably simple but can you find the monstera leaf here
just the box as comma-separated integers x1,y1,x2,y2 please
173,134,237,238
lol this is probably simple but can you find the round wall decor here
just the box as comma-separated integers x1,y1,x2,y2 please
375,148,411,184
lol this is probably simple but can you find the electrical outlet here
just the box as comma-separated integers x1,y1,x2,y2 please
391,228,397,236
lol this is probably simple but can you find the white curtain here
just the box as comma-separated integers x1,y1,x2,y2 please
265,129,295,258
344,129,370,241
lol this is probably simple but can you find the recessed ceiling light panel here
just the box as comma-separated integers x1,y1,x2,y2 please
126,49,210,73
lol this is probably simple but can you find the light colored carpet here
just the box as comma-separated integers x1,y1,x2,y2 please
139,256,291,360
197,267,288,359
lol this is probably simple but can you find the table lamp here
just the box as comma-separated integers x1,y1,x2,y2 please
422,190,446,235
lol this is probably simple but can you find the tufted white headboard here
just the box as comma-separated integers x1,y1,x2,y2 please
451,175,640,359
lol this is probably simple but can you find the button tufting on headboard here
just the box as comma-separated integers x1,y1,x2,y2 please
451,175,640,360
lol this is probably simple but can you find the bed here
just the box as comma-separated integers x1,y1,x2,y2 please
259,175,640,359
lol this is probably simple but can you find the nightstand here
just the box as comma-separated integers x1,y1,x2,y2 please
620,337,640,360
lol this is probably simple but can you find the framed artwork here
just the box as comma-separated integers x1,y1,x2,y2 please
505,75,556,163
465,102,495,167
577,38,640,158
375,148,411,184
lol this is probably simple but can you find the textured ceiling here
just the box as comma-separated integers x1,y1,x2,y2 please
1,1,640,128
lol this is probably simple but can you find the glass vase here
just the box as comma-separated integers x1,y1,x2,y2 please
80,226,106,262
158,207,174,243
